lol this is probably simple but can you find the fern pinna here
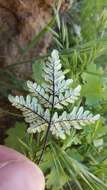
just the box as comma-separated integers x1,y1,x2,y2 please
8,50,100,162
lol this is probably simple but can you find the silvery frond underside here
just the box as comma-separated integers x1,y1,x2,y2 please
8,49,100,139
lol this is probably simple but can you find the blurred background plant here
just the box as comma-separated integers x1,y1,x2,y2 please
0,0,107,189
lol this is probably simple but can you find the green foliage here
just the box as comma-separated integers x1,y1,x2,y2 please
5,122,26,152
82,63,107,106
0,69,25,98
80,0,107,40
5,122,40,162
32,60,44,84
41,142,107,190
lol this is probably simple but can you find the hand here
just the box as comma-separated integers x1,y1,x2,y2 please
0,145,45,190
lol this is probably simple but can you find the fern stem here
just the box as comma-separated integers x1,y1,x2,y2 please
38,56,55,164
38,101,54,164
38,122,51,164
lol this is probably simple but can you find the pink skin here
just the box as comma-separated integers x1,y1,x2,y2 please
0,145,45,190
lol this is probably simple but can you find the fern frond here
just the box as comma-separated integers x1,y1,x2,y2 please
27,122,48,133
51,107,100,139
43,50,69,94
8,49,100,141
54,78,73,95
54,85,81,109
27,80,52,107
8,95,49,133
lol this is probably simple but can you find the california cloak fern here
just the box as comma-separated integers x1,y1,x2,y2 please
8,49,100,161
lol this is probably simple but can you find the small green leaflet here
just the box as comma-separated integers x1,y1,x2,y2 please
32,60,44,84
5,122,26,152
82,63,105,106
